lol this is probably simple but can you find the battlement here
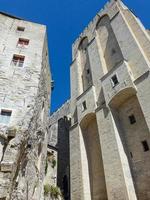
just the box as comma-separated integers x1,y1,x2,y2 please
50,100,70,125
72,0,127,59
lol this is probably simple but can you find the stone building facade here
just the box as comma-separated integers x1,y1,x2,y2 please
0,0,150,200
48,101,71,200
0,12,51,200
69,0,150,200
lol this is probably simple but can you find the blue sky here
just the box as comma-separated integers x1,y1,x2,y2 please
0,0,149,113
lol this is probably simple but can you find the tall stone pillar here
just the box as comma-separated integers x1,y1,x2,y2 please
70,124,84,200
96,107,137,200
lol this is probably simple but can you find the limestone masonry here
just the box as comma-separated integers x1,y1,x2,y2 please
0,0,150,199
0,12,51,200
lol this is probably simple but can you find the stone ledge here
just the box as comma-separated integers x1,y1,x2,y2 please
0,161,14,172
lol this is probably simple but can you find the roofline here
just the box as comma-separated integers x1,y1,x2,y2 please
0,11,46,27
0,11,22,20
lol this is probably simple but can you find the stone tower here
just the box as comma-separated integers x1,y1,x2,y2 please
70,0,150,199
0,13,51,200
48,101,71,200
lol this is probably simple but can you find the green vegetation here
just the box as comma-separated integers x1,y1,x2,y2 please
50,185,62,198
44,184,51,196
44,184,63,199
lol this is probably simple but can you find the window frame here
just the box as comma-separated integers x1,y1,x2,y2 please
87,69,90,74
17,38,29,48
17,26,25,32
82,101,87,112
111,74,119,88
12,54,25,67
1,109,12,116
142,140,149,152
0,109,12,125
128,114,136,125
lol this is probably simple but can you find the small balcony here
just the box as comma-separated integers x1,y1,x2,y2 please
101,61,137,108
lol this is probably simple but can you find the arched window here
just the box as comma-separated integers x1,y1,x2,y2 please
96,15,123,72
78,37,93,92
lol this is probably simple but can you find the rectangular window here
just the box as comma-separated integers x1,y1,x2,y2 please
12,54,25,67
142,140,149,152
17,38,29,47
87,69,90,74
111,48,116,55
0,109,12,124
129,114,136,124
17,26,25,32
130,152,133,158
111,74,119,87
82,101,87,112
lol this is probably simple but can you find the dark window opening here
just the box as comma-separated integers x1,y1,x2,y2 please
0,109,12,124
130,152,133,158
38,142,42,156
111,74,119,87
18,38,29,46
111,48,116,55
17,26,25,32
142,140,149,152
12,54,25,67
27,140,32,149
87,69,90,74
42,102,44,109
82,101,87,111
1,110,12,116
129,115,136,124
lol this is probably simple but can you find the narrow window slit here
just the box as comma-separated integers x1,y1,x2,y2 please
129,114,136,124
111,74,119,87
82,101,87,112
142,140,149,152
17,26,25,32
130,152,133,158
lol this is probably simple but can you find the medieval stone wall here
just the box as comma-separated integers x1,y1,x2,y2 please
48,101,70,200
0,0,150,200
0,13,51,200
70,0,150,199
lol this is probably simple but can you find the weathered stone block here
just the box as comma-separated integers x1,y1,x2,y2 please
0,161,14,172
